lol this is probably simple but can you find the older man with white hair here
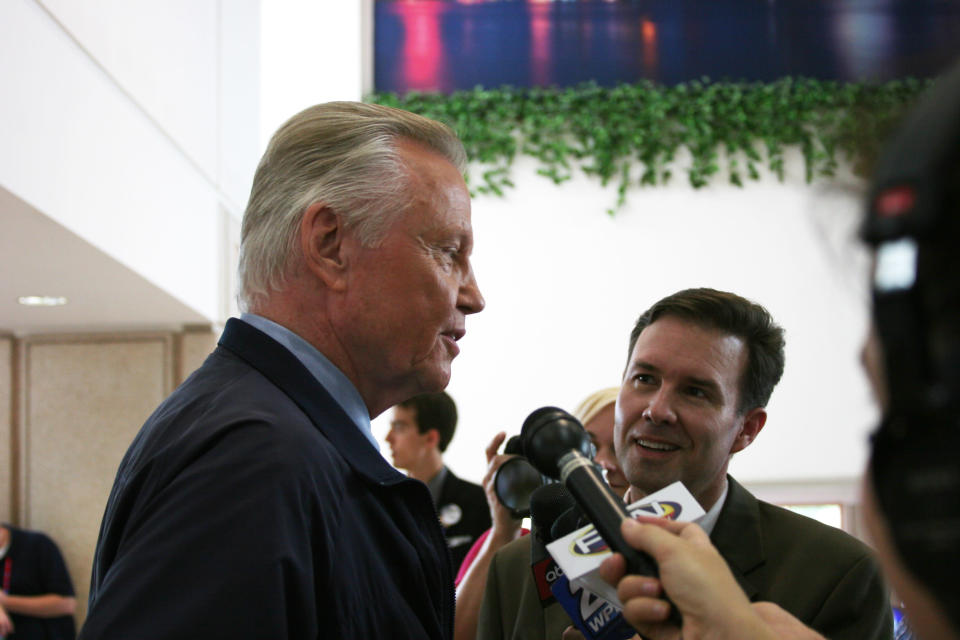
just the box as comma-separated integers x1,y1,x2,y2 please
80,102,484,640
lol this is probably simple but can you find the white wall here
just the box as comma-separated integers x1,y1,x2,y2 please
0,0,259,323
259,0,367,148
407,155,877,486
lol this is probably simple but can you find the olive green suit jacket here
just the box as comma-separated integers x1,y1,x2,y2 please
477,476,893,640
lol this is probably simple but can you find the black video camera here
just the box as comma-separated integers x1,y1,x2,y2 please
862,59,960,624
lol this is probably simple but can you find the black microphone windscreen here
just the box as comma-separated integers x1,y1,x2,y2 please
550,504,587,543
521,406,593,478
529,482,573,542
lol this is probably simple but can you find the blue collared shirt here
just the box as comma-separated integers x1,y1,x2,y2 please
240,313,379,451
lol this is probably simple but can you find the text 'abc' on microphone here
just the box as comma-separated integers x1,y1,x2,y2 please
529,482,636,640
520,406,681,626
529,482,574,606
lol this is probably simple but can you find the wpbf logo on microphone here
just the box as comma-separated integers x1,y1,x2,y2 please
570,501,683,557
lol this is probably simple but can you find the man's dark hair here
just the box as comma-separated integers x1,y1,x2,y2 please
626,288,786,414
398,391,458,452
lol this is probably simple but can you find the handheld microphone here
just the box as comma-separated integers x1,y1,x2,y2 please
522,407,659,578
545,495,635,639
551,504,587,543
529,482,574,606
530,478,642,639
521,406,681,626
550,575,636,640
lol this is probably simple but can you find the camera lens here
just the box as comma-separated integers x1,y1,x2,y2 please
494,457,544,518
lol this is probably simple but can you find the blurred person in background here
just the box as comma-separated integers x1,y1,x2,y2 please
387,391,491,570
0,524,76,640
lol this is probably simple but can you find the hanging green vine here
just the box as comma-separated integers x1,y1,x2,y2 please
369,77,930,212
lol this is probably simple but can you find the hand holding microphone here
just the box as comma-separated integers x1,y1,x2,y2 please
520,407,681,627
598,518,820,640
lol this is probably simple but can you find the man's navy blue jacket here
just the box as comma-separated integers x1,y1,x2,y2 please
81,318,455,639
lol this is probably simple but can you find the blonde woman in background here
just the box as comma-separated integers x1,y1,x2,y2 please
573,387,629,498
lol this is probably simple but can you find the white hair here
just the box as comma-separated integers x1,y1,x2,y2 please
237,101,467,310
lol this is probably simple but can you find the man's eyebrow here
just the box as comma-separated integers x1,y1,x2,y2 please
630,360,720,391
684,376,721,392
630,360,660,373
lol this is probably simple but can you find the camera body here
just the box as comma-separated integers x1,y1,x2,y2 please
862,60,960,625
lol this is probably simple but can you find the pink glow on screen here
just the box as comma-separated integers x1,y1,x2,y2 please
399,2,448,91
530,3,552,86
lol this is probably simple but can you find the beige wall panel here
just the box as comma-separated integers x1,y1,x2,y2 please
23,335,171,623
0,337,11,522
178,328,218,385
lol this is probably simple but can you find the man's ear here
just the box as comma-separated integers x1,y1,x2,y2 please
299,202,348,291
730,408,767,454
424,428,441,450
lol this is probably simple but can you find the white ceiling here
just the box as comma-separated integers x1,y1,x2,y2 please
0,185,212,336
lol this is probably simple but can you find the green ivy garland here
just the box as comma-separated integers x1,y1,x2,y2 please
369,77,930,212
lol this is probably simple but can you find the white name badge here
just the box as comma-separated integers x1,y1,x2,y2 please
439,503,463,527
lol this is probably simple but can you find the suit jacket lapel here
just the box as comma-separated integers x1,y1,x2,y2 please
437,468,458,507
710,476,765,601
217,317,407,487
